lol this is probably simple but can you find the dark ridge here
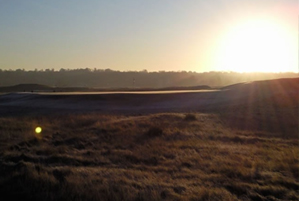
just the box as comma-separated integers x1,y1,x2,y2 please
221,77,299,91
0,84,211,93
0,84,52,92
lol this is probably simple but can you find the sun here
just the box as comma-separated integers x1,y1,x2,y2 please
212,18,297,73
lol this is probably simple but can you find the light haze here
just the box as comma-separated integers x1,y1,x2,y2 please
0,0,297,72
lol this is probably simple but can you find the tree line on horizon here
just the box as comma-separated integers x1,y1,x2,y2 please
0,68,297,88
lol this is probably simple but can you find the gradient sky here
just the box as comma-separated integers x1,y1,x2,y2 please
0,0,297,72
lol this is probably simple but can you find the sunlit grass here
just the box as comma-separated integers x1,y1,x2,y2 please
0,113,298,201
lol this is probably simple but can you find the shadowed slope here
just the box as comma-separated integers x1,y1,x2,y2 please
220,78,298,136
0,77,298,135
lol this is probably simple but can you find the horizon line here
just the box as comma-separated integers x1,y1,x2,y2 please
0,68,298,74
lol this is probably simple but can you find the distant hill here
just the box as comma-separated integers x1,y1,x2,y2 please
222,77,299,93
0,84,96,93
0,83,211,93
1,77,297,94
0,84,52,92
0,69,298,88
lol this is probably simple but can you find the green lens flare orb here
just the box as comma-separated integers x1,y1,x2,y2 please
35,127,42,134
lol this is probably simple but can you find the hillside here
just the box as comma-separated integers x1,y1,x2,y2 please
0,77,297,135
0,112,298,201
0,77,298,200
0,84,52,92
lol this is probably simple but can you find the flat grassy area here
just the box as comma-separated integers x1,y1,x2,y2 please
0,113,298,201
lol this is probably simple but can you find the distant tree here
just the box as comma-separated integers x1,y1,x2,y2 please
105,68,113,72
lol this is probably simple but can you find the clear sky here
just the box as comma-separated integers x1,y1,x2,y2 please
0,0,297,72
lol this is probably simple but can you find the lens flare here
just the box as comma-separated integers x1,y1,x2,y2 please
35,127,42,134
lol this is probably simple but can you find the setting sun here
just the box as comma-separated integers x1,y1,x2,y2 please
212,18,297,73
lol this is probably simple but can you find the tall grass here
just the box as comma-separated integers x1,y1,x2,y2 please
0,113,298,200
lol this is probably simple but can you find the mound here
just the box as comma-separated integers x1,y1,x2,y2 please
0,84,53,92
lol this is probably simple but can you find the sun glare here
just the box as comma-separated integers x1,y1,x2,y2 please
212,18,297,73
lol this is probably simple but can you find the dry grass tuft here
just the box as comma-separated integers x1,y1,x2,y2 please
145,126,164,138
184,113,197,121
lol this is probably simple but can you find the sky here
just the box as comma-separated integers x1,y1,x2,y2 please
0,0,297,72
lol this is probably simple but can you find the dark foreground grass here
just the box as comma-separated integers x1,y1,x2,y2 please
0,113,298,201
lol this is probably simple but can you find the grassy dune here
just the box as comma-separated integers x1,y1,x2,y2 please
0,113,298,201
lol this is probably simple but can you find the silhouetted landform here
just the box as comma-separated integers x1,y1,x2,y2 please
0,77,297,135
0,84,92,93
222,77,299,92
0,84,53,92
0,69,297,88
219,77,298,135
0,83,211,93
